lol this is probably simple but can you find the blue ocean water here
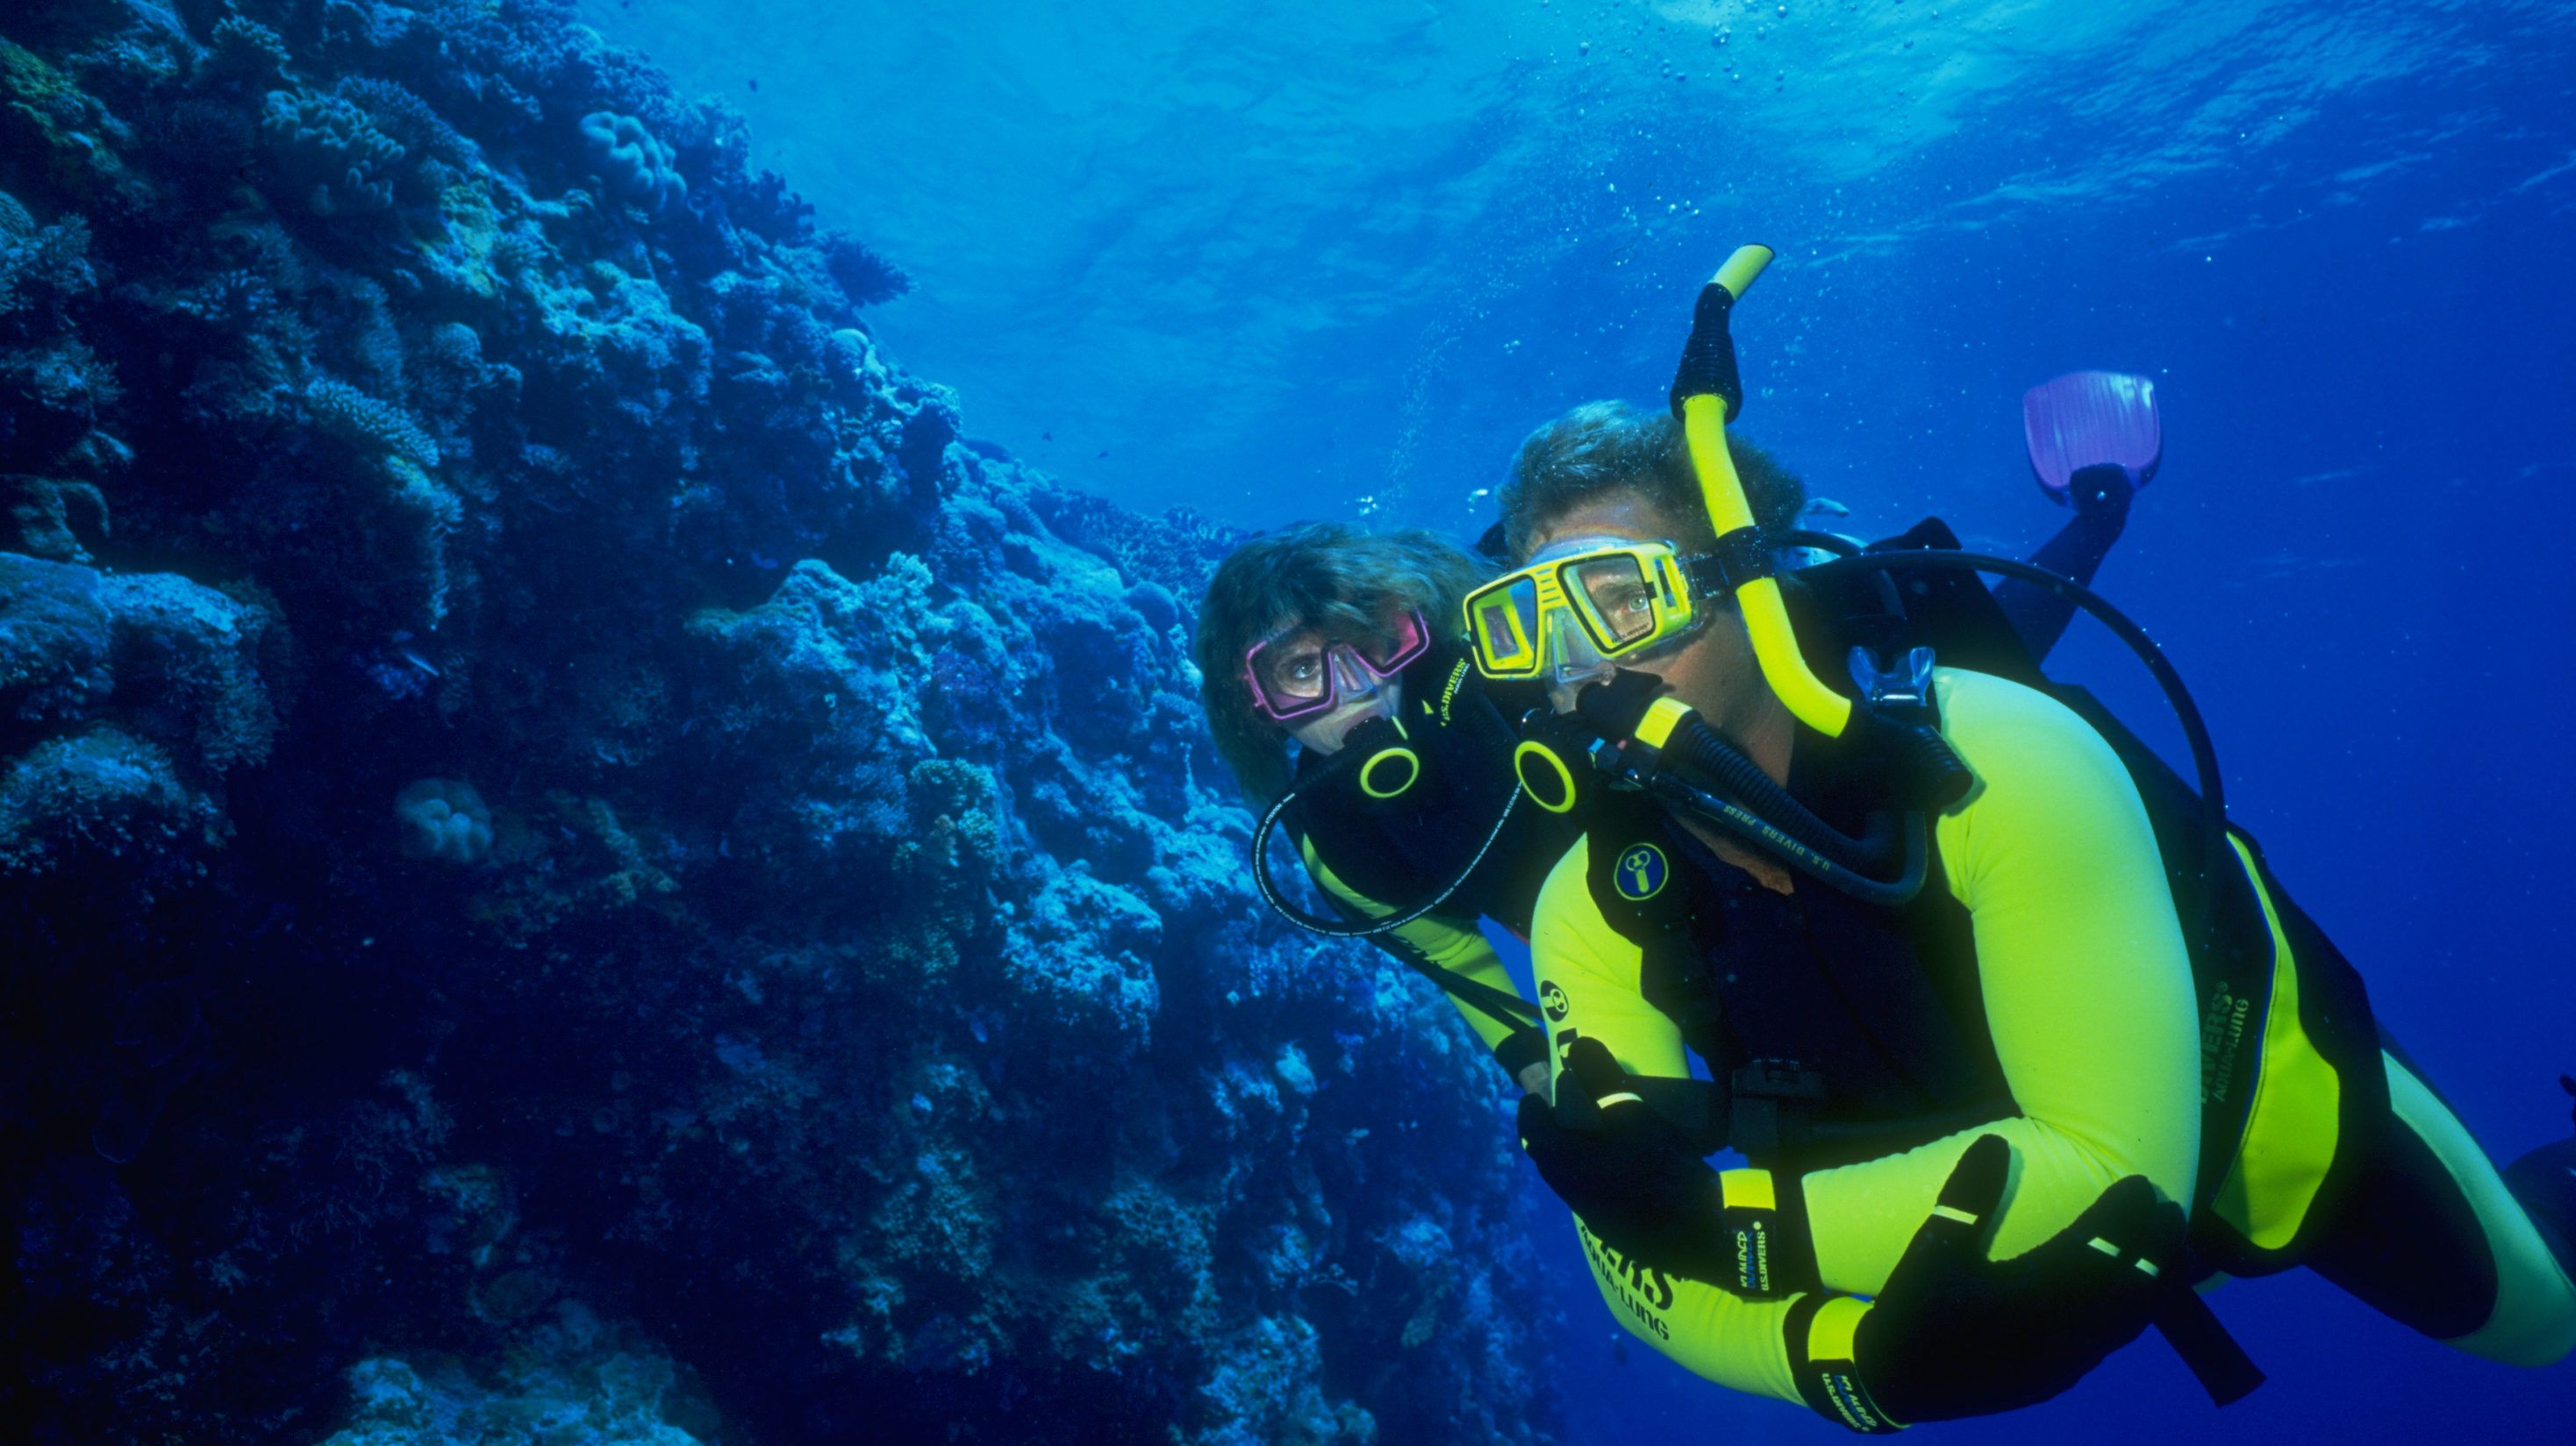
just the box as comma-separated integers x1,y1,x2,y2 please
581,0,2576,1439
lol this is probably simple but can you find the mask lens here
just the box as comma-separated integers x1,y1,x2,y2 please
1567,555,1662,648
1356,609,1431,673
1249,632,1335,719
1467,580,1542,675
1546,612,1616,694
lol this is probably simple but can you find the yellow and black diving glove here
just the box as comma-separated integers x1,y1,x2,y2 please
1517,1037,1821,1299
1787,1134,2188,1433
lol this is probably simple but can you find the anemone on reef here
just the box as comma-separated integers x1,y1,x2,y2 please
0,3,1553,1443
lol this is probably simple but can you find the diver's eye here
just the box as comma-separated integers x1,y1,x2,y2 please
1587,584,1657,642
1568,556,1662,645
1262,645,1330,699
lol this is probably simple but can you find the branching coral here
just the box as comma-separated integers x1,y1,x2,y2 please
0,347,117,466
0,212,97,330
819,228,910,308
0,213,111,469
304,376,440,469
207,16,290,88
335,77,471,169
302,379,462,624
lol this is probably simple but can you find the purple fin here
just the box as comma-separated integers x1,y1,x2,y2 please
2022,371,2161,502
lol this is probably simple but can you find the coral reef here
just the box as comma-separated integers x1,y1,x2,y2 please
396,777,491,863
261,87,404,216
0,552,276,880
323,1303,723,1446
581,110,685,215
0,3,1555,1444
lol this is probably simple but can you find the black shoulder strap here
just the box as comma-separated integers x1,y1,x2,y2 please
1782,518,2051,689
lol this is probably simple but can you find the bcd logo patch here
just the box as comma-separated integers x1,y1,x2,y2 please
1615,843,1668,901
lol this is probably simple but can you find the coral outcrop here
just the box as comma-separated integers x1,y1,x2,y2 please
0,3,1554,1443
581,110,686,215
261,87,404,216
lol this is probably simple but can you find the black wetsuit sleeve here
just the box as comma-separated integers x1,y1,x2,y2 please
1993,467,2132,662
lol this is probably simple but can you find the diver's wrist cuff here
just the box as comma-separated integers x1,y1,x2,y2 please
1786,1294,1903,1435
1492,1027,1549,1079
1717,1167,1821,1298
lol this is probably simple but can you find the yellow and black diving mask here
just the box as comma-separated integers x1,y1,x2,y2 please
1463,540,1724,690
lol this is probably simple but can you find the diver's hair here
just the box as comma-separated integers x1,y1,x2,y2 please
1196,522,1489,805
1499,400,1807,561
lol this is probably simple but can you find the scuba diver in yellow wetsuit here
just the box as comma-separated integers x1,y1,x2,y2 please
1472,246,2576,1430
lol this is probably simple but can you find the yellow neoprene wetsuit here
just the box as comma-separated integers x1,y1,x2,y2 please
1535,667,2576,1407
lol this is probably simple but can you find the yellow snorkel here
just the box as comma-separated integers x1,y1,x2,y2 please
1671,244,1856,738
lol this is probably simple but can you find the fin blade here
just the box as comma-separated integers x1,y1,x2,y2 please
2023,370,2162,500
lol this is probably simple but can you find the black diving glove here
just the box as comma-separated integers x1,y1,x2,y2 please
1517,1037,1820,1298
2066,461,2136,523
1789,1134,2188,1433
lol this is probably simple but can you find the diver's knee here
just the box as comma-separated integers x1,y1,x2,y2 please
2455,1137,2576,1366
2502,1137,2576,1280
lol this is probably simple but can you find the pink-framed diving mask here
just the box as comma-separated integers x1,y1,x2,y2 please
1241,608,1432,726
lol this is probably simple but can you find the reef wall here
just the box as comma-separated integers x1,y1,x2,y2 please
0,3,1555,1442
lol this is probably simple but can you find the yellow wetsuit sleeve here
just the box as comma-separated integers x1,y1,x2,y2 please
1300,837,1526,1055
1533,838,1808,1403
1799,669,2200,1291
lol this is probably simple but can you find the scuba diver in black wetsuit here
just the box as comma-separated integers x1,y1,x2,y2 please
1478,246,2576,1430
1194,406,2150,1097
1194,523,1571,1092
